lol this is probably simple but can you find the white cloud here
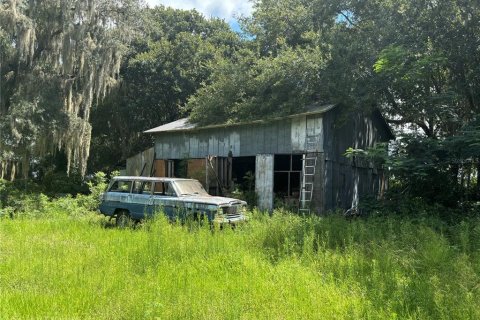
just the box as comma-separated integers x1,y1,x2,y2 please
145,0,253,21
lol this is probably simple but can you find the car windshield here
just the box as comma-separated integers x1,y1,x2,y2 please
174,180,209,196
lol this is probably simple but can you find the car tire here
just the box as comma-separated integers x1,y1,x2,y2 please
116,210,131,228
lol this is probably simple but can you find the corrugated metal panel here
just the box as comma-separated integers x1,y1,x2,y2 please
322,108,394,211
306,115,324,151
189,136,199,158
229,131,240,156
154,115,327,159
291,116,306,151
278,122,291,153
255,154,274,211
198,137,208,158
208,135,218,155
265,122,277,154
311,152,325,213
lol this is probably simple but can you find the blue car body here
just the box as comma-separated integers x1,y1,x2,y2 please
99,176,247,224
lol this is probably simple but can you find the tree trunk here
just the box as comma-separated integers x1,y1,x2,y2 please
466,163,471,201
10,162,16,182
477,160,480,200
460,164,465,202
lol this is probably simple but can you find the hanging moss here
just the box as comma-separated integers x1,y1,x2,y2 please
0,0,138,178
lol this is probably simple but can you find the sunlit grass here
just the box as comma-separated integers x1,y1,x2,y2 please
1,208,479,319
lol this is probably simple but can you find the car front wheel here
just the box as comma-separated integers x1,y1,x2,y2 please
115,210,132,228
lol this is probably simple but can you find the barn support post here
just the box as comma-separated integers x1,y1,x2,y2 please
255,154,274,211
205,156,209,192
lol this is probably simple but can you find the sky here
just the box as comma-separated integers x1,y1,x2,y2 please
145,0,253,31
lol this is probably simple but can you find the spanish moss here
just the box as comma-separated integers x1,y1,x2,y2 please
0,0,139,177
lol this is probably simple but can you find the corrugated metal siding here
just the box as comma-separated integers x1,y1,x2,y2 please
154,116,323,159
291,116,306,151
306,115,324,151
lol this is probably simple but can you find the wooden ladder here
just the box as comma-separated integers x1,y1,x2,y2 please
299,136,318,215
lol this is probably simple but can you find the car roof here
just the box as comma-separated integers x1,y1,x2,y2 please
112,176,196,182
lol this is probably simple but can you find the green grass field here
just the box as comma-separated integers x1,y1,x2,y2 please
1,206,480,319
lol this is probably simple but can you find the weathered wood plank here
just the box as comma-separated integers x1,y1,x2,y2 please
255,154,274,211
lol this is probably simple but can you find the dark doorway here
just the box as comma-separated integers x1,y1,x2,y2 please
232,156,256,186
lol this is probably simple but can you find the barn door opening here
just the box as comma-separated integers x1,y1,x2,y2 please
273,154,302,208
206,156,232,196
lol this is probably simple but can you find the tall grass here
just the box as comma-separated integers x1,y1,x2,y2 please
1,206,479,319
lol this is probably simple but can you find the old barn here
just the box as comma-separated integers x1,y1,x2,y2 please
127,104,394,213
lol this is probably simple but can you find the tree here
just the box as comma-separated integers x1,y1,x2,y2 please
188,47,325,125
0,0,140,178
89,6,243,172
188,0,480,205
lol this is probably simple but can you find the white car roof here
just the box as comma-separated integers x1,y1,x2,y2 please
112,176,197,182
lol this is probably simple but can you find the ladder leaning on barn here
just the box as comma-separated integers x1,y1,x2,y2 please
299,136,318,215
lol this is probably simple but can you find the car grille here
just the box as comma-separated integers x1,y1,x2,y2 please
222,205,243,219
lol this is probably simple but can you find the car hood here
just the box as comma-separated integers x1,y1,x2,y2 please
179,195,246,206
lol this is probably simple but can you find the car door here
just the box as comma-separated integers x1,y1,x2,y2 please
130,180,153,220
151,181,181,219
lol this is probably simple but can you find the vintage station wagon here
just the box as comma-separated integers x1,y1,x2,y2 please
99,176,247,227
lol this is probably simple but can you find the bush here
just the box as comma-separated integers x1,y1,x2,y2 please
76,172,108,211
0,171,109,219
41,171,89,196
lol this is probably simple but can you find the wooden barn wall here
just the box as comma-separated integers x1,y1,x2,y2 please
126,147,155,176
153,160,166,177
323,108,391,211
311,152,326,213
153,115,324,160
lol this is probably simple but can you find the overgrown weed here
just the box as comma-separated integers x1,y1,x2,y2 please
1,195,480,318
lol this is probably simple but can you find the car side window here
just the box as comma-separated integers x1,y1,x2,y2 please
131,181,154,194
109,180,132,193
164,182,177,197
153,181,164,195
142,182,153,194
132,181,142,194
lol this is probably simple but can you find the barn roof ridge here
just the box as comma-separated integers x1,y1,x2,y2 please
145,103,337,134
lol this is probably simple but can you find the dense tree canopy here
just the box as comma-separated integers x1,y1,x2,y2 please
0,0,140,178
185,0,480,204
188,47,324,125
0,0,479,206
188,0,480,135
89,6,242,172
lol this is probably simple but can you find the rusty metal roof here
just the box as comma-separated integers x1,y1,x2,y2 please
145,104,337,134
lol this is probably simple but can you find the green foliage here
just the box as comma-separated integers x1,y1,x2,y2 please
0,171,109,218
188,47,324,125
228,171,258,208
0,0,142,177
348,118,480,206
1,208,480,319
191,0,480,137
89,6,242,171
76,172,108,211
41,171,89,196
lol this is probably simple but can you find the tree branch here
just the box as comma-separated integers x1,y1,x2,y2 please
415,121,433,137
338,11,357,27
385,118,408,125
385,118,434,137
